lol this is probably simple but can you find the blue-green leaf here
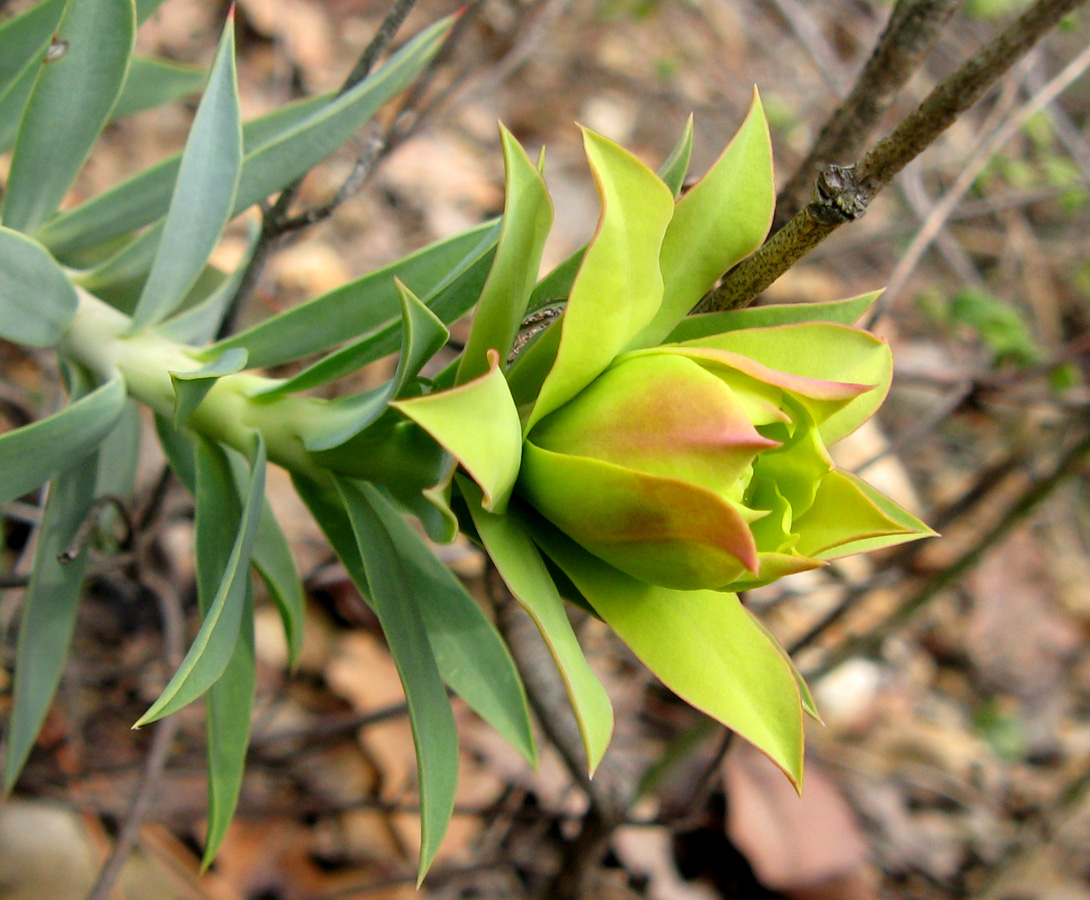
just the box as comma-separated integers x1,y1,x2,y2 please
1,0,136,234
0,0,65,154
134,434,266,726
77,14,453,300
2,446,100,792
110,55,205,122
37,93,332,260
209,221,496,369
0,375,126,507
301,281,448,452
249,230,497,398
0,226,79,346
170,348,249,428
203,589,255,868
330,477,458,882
131,15,242,328
295,473,532,763
197,440,256,868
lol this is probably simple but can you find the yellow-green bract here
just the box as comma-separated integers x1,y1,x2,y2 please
396,93,933,786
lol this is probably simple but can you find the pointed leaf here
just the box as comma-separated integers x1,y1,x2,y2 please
532,522,805,788
793,469,935,558
526,129,674,431
246,227,498,398
462,479,612,773
3,446,100,792
294,473,530,762
2,0,135,233
211,221,497,369
631,90,775,348
683,322,893,445
330,477,458,881
0,375,126,507
132,15,242,328
665,291,883,344
0,226,79,346
197,453,256,868
362,481,535,765
135,434,266,726
301,281,448,451
659,115,694,198
170,348,249,428
37,92,332,259
203,592,255,867
456,126,553,383
0,0,65,154
394,351,522,513
110,55,205,122
75,15,453,299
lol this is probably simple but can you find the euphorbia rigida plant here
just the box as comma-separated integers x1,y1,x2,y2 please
0,0,931,879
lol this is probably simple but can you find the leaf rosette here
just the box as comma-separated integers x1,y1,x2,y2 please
397,92,933,783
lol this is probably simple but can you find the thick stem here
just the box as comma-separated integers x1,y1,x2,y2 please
59,291,329,482
703,0,1088,313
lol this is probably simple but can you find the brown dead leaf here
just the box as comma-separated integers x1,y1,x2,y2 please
724,742,875,898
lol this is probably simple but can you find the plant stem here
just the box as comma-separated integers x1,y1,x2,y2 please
776,0,960,226
703,0,1089,313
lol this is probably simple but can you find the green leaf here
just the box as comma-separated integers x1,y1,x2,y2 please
1,0,136,234
160,225,260,345
3,446,100,793
95,399,142,535
462,479,612,773
0,226,79,346
0,0,65,91
532,523,805,788
363,481,535,766
170,348,249,428
525,129,675,432
131,15,242,328
74,14,453,296
37,92,332,259
684,321,892,446
659,115,693,198
250,494,305,669
394,353,523,514
330,477,458,882
134,434,266,726
110,55,206,122
155,417,305,666
210,221,497,370
295,474,530,764
793,469,935,558
0,375,126,507
665,291,882,344
300,281,448,452
203,590,255,868
253,232,498,398
456,126,553,384
0,0,65,154
197,440,256,868
631,90,775,349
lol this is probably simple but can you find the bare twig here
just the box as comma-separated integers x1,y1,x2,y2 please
84,569,185,900
777,0,960,225
703,0,1089,313
867,38,1090,323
